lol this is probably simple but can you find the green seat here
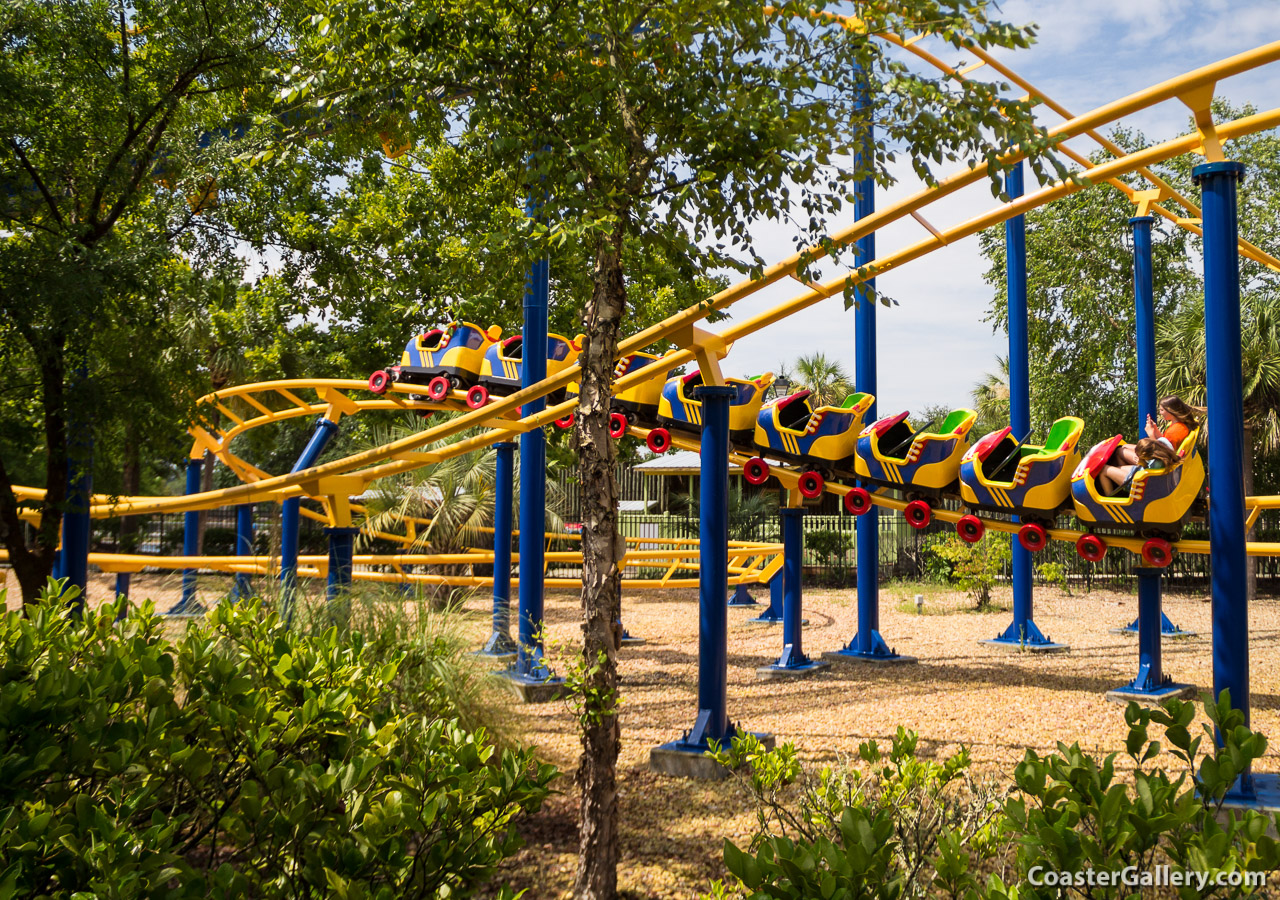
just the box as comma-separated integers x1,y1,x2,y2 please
840,392,869,409
1037,417,1083,455
939,408,976,435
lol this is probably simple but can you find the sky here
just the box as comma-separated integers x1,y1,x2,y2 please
714,1,1280,416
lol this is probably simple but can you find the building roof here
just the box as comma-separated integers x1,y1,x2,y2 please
634,450,743,476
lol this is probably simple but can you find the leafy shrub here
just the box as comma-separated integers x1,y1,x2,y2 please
0,583,555,899
705,696,1280,900
923,534,1011,610
706,728,1008,899
1035,560,1070,594
808,529,854,585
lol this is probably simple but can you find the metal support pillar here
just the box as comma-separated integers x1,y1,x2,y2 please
988,161,1065,651
479,442,518,657
114,573,131,599
1197,160,1275,805
828,76,909,665
325,526,359,599
759,507,828,678
747,573,784,624
508,214,558,688
61,432,93,616
167,459,204,616
232,504,254,602
1113,216,1190,694
728,583,757,606
279,417,340,623
654,384,774,770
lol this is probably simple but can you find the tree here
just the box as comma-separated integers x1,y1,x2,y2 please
977,130,1199,444
793,352,852,408
971,355,1010,437
0,0,318,602
286,3,1064,896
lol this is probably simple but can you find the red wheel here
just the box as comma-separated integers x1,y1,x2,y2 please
367,370,391,394
798,470,825,499
743,457,771,485
1076,533,1107,563
555,413,576,429
646,428,671,454
1018,522,1048,553
956,514,985,543
843,486,871,516
427,376,450,401
465,384,489,410
904,499,932,529
609,412,629,439
1141,537,1174,568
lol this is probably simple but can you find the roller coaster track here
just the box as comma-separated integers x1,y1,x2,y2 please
10,35,1280,582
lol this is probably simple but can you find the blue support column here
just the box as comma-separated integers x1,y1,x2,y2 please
479,442,518,658
279,417,341,624
507,214,559,691
827,76,910,666
324,525,359,599
987,161,1065,652
728,583,757,606
1111,217,1191,698
653,385,773,775
1196,160,1275,805
166,458,204,616
232,504,254,602
759,507,828,678
747,572,784,624
61,429,93,617
114,572,131,599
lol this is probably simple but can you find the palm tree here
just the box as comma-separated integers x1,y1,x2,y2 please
1158,292,1280,601
971,356,1010,437
359,419,567,602
793,352,852,407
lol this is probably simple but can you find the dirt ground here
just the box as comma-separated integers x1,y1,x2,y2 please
5,570,1280,899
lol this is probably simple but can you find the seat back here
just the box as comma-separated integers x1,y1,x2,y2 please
939,408,977,436
1043,417,1083,453
1177,427,1200,458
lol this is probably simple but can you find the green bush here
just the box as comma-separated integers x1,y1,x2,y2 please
706,728,1007,900
922,534,1011,610
808,529,854,585
0,583,555,899
705,697,1280,900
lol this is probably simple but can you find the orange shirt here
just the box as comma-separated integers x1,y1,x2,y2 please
1163,421,1190,451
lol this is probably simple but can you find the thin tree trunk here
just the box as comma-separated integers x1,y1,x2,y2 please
573,226,626,900
1244,425,1257,603
0,347,69,603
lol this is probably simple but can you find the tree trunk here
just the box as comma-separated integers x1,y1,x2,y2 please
572,226,627,900
0,346,69,604
118,429,142,551
1244,425,1257,604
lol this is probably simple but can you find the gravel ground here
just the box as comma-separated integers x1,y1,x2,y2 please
7,569,1280,898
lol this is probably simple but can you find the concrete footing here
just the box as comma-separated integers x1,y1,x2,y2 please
756,659,830,681
650,732,776,780
1104,683,1197,706
822,650,918,666
979,638,1070,653
501,675,566,704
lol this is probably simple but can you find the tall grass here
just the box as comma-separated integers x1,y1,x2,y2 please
291,583,520,748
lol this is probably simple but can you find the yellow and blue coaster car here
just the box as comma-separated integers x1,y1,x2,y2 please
1069,429,1203,567
368,321,502,403
753,390,874,466
854,408,977,493
957,416,1084,550
655,370,773,447
852,408,977,528
480,331,585,400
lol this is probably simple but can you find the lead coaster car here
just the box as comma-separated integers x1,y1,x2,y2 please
956,416,1084,552
478,331,586,408
368,321,503,408
743,391,876,500
559,350,673,437
851,408,978,529
1069,428,1204,567
648,370,775,454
